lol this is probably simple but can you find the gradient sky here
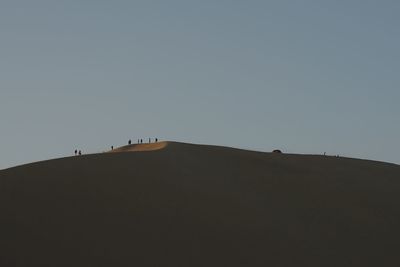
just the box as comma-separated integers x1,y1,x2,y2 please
1,0,399,169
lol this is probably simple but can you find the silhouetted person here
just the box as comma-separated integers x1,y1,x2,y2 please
75,149,77,156
128,139,131,145
111,146,114,150
140,139,143,144
149,138,151,143
78,150,82,155
155,138,158,142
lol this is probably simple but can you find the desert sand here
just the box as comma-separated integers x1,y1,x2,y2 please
1,141,400,266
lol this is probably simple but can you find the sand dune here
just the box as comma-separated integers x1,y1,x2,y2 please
1,142,400,266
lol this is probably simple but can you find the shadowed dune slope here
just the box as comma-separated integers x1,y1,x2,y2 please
1,142,400,267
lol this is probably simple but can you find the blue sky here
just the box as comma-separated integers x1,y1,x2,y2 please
1,0,399,169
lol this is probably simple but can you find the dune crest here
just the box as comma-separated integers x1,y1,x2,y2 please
108,141,168,153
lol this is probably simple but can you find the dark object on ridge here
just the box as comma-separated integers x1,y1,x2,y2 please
140,139,143,144
149,138,151,143
128,140,131,145
78,150,82,155
74,150,77,156
273,149,282,153
155,138,158,142
111,146,114,150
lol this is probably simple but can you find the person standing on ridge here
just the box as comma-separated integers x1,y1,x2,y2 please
75,149,77,156
128,139,131,145
155,138,158,142
78,150,82,155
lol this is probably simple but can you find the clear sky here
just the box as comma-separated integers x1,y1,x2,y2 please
1,0,399,169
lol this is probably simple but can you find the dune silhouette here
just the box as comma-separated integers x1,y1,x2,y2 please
1,142,400,266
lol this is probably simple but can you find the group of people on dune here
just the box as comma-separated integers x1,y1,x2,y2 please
110,137,159,151
132,137,158,145
75,137,159,155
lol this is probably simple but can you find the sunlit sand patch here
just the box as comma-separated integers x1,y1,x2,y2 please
108,141,168,153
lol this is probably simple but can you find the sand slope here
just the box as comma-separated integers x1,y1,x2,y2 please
1,142,400,266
